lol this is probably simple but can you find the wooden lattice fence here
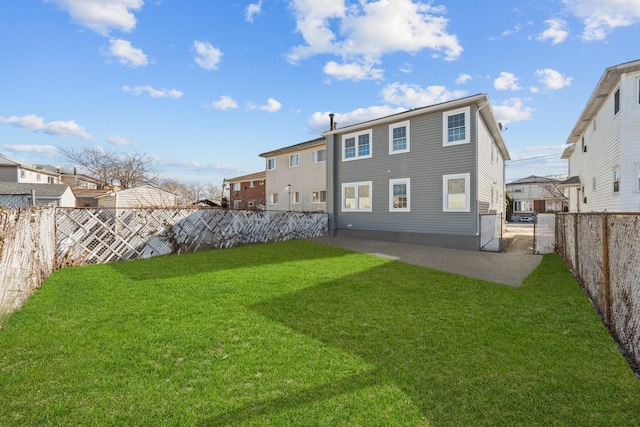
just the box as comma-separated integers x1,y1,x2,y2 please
0,207,328,316
56,208,328,265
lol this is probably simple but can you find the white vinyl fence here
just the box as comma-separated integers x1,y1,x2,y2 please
480,213,502,252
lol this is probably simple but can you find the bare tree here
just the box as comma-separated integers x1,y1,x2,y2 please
60,147,153,189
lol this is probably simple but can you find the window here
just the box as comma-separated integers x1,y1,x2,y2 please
233,182,240,192
514,200,533,212
250,181,255,188
312,190,326,203
259,180,264,185
233,200,242,209
267,158,276,170
443,107,470,146
342,130,372,161
614,88,620,114
389,121,410,154
636,164,640,192
36,174,41,182
20,170,25,179
313,149,326,163
342,181,372,212
48,176,55,184
389,178,410,212
289,154,299,167
269,193,278,204
613,168,620,193
443,173,470,212
290,192,300,203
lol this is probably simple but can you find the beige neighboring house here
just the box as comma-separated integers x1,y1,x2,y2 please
561,58,640,212
0,182,76,208
506,175,568,219
259,137,327,212
0,154,61,184
97,185,178,209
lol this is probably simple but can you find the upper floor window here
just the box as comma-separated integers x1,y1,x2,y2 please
313,149,326,163
443,107,470,146
342,130,372,161
614,88,620,115
289,154,299,167
443,173,470,212
250,181,255,188
613,168,620,193
48,176,55,184
389,121,410,154
267,158,276,170
342,181,372,212
389,178,410,212
259,180,264,185
20,170,25,179
37,173,41,182
233,183,240,192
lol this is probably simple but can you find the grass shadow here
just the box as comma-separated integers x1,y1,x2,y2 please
249,255,640,425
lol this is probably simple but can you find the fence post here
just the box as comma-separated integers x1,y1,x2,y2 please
573,213,579,275
601,213,611,326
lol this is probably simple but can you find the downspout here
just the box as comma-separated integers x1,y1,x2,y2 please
328,114,338,236
475,101,490,241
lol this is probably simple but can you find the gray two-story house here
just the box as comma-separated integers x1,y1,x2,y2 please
323,94,510,250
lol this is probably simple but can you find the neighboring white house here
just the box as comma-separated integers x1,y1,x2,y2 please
506,175,568,219
0,154,61,184
561,58,640,212
259,137,327,212
96,185,178,209
0,183,76,208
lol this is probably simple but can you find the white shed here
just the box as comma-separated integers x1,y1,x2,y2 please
97,185,178,209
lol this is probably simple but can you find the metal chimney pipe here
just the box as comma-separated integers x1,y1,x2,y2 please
329,113,335,131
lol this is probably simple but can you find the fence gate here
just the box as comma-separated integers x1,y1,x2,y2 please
480,213,502,252
534,213,556,254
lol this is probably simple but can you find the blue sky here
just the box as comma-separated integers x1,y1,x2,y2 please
1,0,639,185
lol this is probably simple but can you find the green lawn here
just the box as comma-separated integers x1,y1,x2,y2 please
1,240,638,426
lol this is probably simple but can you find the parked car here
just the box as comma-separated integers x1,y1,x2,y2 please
520,216,534,222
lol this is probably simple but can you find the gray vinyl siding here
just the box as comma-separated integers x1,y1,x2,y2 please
329,104,478,236
477,113,505,215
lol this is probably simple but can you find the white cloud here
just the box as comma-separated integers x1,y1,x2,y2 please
381,82,467,108
0,114,92,140
287,0,463,80
494,72,521,91
257,98,282,113
210,96,238,110
2,144,60,155
107,135,137,146
492,98,534,125
104,38,148,67
46,0,143,35
193,40,222,70
307,105,407,134
323,60,384,81
246,0,262,23
537,19,569,44
456,73,472,84
536,68,572,90
562,0,640,41
122,85,183,98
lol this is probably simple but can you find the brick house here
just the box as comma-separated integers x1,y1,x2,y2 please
225,171,266,210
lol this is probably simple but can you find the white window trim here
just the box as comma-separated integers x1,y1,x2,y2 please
267,158,276,170
388,121,410,155
250,181,255,188
289,154,299,168
341,181,373,212
613,167,621,194
443,173,471,212
342,130,373,162
269,193,278,205
389,178,410,212
443,106,471,147
635,163,640,193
